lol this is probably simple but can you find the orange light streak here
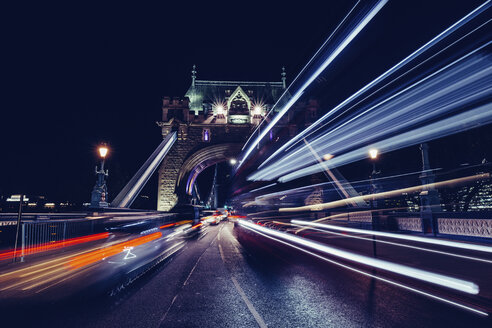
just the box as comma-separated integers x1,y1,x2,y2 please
191,223,202,229
281,173,490,212
159,223,176,229
0,232,110,261
67,232,162,270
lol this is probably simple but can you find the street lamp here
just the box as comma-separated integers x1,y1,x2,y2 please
254,105,262,115
90,143,109,208
369,148,378,159
229,158,237,165
369,148,378,176
99,145,108,158
323,153,334,161
216,105,224,115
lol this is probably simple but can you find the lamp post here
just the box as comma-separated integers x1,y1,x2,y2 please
419,143,440,235
369,148,379,207
369,148,379,258
90,144,109,208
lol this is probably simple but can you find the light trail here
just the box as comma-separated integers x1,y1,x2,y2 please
0,239,187,293
68,232,163,270
0,248,103,279
252,169,441,204
1,266,68,291
250,48,492,182
292,220,492,254
0,237,135,290
241,0,362,151
259,1,491,169
0,232,110,261
279,173,490,212
290,222,492,264
245,169,440,209
255,51,491,180
278,103,492,182
302,138,353,201
249,183,277,193
238,222,488,316
237,220,479,294
237,0,389,169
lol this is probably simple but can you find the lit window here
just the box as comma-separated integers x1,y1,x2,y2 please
203,128,211,142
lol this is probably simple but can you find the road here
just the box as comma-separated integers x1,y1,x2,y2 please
1,221,491,328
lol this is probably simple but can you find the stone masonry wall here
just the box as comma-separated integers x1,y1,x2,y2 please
157,123,252,211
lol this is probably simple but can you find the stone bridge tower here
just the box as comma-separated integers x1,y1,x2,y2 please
156,67,287,211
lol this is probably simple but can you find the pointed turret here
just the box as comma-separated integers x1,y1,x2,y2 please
192,65,197,87
281,66,287,89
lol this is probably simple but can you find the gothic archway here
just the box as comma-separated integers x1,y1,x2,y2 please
176,143,243,196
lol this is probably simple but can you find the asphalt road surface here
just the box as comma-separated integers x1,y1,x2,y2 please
1,222,491,328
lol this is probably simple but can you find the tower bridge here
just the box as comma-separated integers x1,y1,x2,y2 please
156,67,318,211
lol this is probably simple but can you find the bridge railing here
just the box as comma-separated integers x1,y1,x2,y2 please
344,210,492,240
20,219,103,258
0,212,179,263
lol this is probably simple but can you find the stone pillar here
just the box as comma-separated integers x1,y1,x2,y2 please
162,97,170,121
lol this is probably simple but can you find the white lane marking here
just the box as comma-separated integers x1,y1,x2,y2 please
157,294,179,328
183,250,205,286
157,224,223,327
184,226,221,286
231,276,268,328
220,227,267,326
219,244,226,262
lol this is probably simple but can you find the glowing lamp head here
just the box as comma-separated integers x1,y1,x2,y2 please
99,146,108,158
229,158,237,165
323,154,334,161
254,105,262,115
369,148,378,159
216,105,224,115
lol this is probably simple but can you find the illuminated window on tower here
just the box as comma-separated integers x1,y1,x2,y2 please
203,128,210,142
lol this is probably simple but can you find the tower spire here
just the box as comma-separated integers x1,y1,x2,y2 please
192,65,197,87
281,66,286,89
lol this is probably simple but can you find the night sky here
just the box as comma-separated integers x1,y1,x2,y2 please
1,1,486,206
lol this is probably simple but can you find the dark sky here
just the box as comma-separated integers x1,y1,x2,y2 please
0,0,485,204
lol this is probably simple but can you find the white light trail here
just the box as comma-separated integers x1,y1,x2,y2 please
241,0,362,151
277,103,492,182
238,220,479,295
296,224,492,264
238,222,488,316
249,183,277,193
291,220,492,256
237,0,389,169
260,1,491,169
250,168,442,206
250,50,492,182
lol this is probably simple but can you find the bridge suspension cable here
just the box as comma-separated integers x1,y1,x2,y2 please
111,132,177,208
